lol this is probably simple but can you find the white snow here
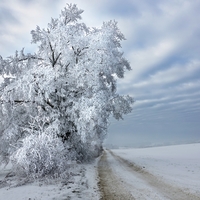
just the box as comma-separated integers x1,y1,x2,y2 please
0,161,100,200
1,143,200,199
112,143,200,197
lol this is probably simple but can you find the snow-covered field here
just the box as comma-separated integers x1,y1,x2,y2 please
1,143,200,199
112,143,200,198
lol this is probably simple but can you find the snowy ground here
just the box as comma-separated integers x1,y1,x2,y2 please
1,143,200,199
0,161,100,200
110,143,200,199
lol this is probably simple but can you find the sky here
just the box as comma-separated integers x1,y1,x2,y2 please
0,0,200,147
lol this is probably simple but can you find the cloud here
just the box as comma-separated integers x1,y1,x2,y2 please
0,0,69,57
0,7,19,26
124,39,177,83
1,0,200,146
132,60,200,88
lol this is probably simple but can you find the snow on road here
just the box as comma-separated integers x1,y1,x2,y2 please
98,151,134,199
98,143,200,200
112,143,200,198
1,143,200,199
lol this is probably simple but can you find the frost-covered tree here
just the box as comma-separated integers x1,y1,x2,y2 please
0,4,133,175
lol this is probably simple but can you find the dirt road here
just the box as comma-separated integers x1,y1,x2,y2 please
98,150,200,200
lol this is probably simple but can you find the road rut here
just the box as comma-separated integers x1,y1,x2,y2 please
98,150,200,200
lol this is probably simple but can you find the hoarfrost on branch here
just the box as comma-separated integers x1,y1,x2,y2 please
0,4,133,177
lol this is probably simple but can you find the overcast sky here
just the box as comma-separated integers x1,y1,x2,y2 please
1,0,200,147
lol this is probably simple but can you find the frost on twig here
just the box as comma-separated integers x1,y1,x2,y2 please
0,3,133,179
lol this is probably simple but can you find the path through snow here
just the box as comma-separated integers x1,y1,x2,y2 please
1,143,200,199
98,149,200,200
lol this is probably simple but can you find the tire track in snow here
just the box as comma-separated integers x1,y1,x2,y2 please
109,150,200,200
98,150,135,200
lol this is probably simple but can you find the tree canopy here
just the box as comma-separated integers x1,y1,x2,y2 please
0,4,133,178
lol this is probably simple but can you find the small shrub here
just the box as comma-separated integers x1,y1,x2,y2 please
11,132,69,178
